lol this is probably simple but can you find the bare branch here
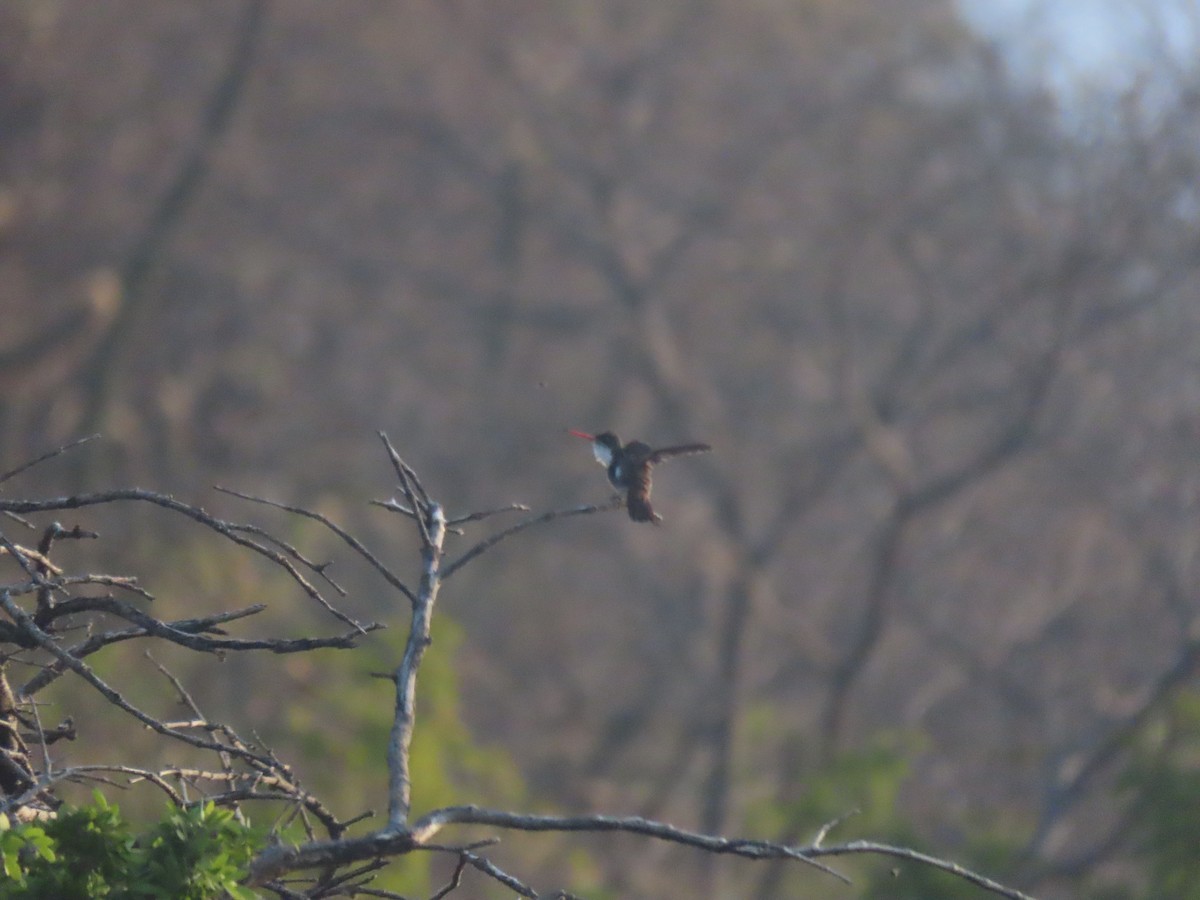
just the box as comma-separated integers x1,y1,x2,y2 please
248,830,417,885
0,544,63,576
155,773,344,837
369,498,419,519
222,520,346,596
216,484,417,605
461,849,537,898
21,604,267,694
0,434,100,486
409,807,1035,899
0,488,372,632
147,652,208,720
17,596,375,680
408,805,849,881
446,503,531,527
1,590,272,766
251,803,854,887
812,808,859,848
378,431,433,548
0,764,185,813
441,499,621,580
1,433,1037,900
387,502,446,828
430,853,470,900
811,840,1037,900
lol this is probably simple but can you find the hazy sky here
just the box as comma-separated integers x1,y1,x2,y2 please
959,0,1198,97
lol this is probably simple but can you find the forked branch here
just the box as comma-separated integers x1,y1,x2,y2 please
0,435,1035,898
244,439,1034,899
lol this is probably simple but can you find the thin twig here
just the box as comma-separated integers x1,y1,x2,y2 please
147,652,205,717
462,850,537,898
378,432,432,548
0,764,186,814
1,590,272,766
21,594,377,662
369,499,419,520
430,854,470,900
0,488,369,632
446,503,531,527
0,544,63,576
0,434,100,486
26,690,51,786
442,499,621,580
224,519,346,596
146,651,237,776
810,840,1037,899
372,498,466,536
813,807,859,847
22,605,269,694
216,485,416,605
312,859,392,896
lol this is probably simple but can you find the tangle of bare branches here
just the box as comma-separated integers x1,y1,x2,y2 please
0,433,1035,898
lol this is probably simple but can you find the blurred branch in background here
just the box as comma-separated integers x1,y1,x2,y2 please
4,2,1200,896
76,0,269,449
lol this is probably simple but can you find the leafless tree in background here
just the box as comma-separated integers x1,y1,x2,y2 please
3,1,1200,896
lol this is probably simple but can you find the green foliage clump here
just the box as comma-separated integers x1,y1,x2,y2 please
0,792,260,900
1118,688,1200,900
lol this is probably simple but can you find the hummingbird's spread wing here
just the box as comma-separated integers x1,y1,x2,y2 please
647,443,712,465
624,442,709,524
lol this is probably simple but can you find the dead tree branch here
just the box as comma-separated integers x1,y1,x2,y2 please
242,438,1034,898
0,488,373,632
0,434,99,487
442,498,622,579
1,435,1035,898
250,803,1037,899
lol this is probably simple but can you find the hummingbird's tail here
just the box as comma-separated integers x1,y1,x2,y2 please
627,493,663,525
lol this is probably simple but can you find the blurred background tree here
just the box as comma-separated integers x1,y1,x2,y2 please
2,0,1199,895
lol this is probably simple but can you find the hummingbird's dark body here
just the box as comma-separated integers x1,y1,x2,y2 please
570,430,711,523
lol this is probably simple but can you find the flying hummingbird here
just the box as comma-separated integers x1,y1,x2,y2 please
569,429,711,523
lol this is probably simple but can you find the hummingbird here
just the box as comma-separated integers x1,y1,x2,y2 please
569,429,711,523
